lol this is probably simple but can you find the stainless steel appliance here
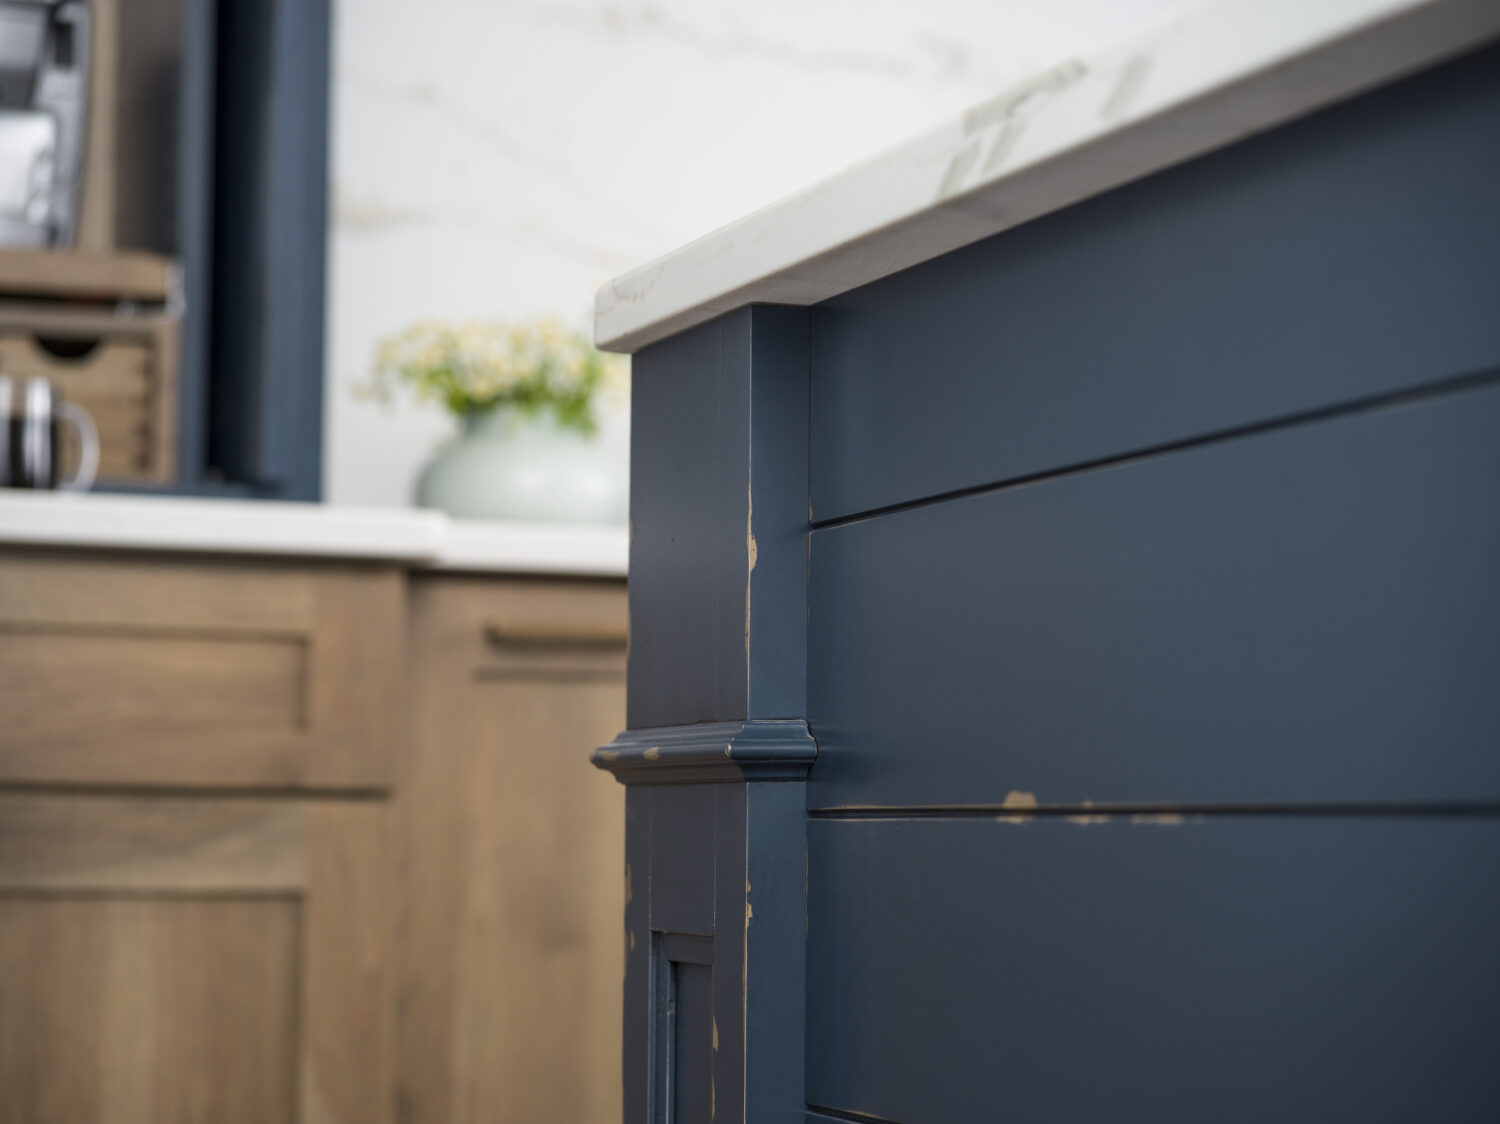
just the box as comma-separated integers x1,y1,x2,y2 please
0,0,89,247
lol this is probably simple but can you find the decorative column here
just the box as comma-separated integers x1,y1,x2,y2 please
594,305,813,1124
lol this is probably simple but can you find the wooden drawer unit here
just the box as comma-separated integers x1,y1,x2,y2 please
397,574,626,1124
0,551,403,790
0,304,180,484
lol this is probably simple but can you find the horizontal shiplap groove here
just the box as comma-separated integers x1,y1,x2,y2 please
810,362,1500,532
811,802,1500,821
807,1105,906,1124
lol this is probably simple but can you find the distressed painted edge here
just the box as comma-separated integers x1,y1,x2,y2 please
593,719,818,785
595,0,1500,353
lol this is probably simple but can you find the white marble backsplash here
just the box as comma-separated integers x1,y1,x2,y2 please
324,0,1182,507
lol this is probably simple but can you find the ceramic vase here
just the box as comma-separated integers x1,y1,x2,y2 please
415,407,626,524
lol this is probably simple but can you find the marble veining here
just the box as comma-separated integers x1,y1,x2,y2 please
594,0,1500,353
325,0,1186,506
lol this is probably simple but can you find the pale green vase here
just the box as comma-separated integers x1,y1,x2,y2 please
415,407,627,524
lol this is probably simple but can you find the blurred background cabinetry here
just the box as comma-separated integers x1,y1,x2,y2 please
0,0,329,498
0,541,626,1124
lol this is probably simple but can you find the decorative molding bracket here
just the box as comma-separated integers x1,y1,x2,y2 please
593,719,817,785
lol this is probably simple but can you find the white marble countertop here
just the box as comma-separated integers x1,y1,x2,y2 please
0,492,628,577
595,0,1500,352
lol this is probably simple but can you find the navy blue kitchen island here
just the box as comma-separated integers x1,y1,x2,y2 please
593,2,1500,1120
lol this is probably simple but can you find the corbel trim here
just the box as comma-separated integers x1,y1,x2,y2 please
593,719,817,785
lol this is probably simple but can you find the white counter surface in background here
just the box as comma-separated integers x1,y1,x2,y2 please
594,0,1500,352
0,492,628,577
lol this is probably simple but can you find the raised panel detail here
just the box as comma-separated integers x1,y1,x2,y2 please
0,794,306,893
0,551,402,789
0,628,308,741
652,933,714,1124
0,898,301,1124
0,794,391,1124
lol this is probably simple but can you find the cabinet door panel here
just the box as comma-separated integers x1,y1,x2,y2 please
0,898,300,1124
398,576,626,1124
0,793,389,1124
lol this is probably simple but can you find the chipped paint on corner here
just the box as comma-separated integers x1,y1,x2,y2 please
998,788,1038,825
627,929,636,952
712,1016,719,1052
643,745,660,761
625,863,633,906
597,748,619,762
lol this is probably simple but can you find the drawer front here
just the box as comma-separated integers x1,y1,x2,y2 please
806,816,1500,1124
0,552,402,789
463,576,629,680
809,43,1500,522
807,379,1500,810
0,307,179,483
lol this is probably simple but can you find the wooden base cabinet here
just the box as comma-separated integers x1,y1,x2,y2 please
0,550,626,1124
0,795,389,1124
395,575,626,1124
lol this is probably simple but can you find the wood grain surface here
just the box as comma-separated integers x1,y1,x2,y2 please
0,552,403,789
395,575,626,1124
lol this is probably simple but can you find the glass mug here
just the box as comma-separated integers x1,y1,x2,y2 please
0,374,98,490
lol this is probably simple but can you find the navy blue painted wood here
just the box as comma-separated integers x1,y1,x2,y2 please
207,0,329,499
809,41,1500,522
171,0,216,494
745,308,811,720
613,37,1500,1124
806,815,1500,1124
654,933,715,1124
670,959,713,1122
610,303,812,1121
605,718,811,1122
628,314,750,727
622,788,650,1122
627,306,809,729
807,378,1500,810
647,785,716,936
742,781,807,1124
